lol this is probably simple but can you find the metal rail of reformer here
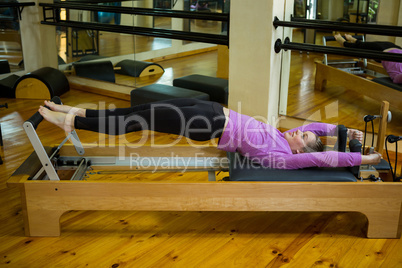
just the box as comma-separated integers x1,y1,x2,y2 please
39,2,229,46
0,2,35,20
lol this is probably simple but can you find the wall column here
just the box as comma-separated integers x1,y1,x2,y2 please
19,0,58,73
228,0,287,124
396,0,402,46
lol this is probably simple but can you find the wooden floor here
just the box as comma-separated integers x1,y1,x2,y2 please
1,39,402,266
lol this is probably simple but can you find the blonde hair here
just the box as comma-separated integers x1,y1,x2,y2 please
303,135,324,153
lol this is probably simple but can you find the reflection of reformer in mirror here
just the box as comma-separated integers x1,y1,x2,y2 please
0,1,35,73
315,36,402,110
322,35,386,79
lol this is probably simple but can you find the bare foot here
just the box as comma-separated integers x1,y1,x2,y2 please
334,33,346,46
44,100,86,117
345,34,357,43
39,106,75,133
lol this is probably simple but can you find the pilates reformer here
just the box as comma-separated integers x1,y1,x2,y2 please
7,97,402,239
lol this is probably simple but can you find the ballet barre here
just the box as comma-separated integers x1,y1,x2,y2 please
274,37,402,63
274,16,402,37
39,2,229,46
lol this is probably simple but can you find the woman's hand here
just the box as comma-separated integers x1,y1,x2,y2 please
347,129,363,142
361,151,382,165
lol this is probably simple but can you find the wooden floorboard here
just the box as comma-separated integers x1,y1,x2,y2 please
1,40,402,267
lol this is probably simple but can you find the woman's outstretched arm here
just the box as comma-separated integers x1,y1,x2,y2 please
250,149,381,170
287,122,363,142
361,152,382,165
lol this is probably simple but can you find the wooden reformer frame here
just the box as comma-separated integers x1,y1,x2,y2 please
7,99,402,239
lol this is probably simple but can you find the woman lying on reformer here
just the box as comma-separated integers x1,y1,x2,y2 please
334,32,402,84
38,98,382,170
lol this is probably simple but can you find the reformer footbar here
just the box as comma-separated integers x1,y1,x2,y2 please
24,96,85,181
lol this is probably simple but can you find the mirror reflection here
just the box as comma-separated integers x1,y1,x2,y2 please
0,1,24,74
285,0,392,123
56,0,228,90
294,0,379,23
280,0,402,138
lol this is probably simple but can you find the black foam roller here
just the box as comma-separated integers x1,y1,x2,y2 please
0,60,10,75
115,59,164,77
14,67,69,98
73,60,115,83
0,74,19,98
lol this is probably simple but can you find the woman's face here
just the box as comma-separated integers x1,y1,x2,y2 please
284,130,316,154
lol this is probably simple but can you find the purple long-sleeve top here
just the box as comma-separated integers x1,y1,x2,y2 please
382,48,402,84
217,110,362,169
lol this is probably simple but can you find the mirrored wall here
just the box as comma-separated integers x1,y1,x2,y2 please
294,0,380,23
55,0,229,88
280,0,402,138
0,1,24,75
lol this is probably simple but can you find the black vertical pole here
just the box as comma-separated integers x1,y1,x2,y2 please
356,0,360,23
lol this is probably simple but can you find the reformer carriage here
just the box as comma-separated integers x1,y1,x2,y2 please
7,97,402,239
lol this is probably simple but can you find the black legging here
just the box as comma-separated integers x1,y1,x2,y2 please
343,40,401,51
74,98,226,141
